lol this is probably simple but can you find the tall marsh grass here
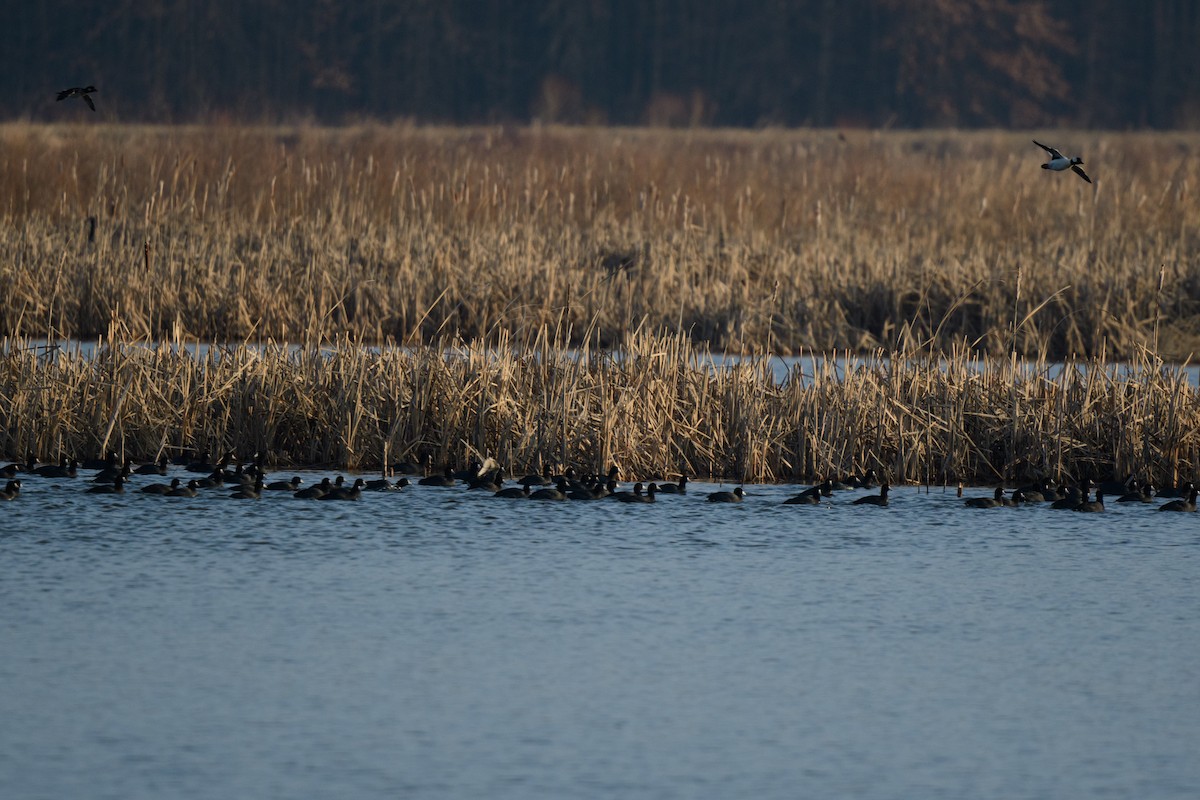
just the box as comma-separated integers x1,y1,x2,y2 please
2,327,1197,485
2,123,1199,358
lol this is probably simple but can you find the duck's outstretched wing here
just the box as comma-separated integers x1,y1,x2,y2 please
1032,139,1064,159
1071,164,1092,184
83,94,95,111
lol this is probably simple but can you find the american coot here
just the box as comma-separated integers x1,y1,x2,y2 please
35,458,79,479
1001,489,1028,507
1049,485,1084,510
592,465,621,490
92,459,132,482
194,469,226,489
0,479,21,500
1074,490,1105,513
186,451,217,473
2,451,37,476
266,476,303,491
495,484,531,499
295,478,333,499
853,469,879,489
608,481,643,501
783,483,823,504
452,458,484,482
82,451,118,471
230,477,264,500
658,475,689,494
418,466,457,487
221,463,251,485
519,464,553,487
1158,488,1198,512
142,477,181,495
552,466,580,485
852,483,890,506
1051,479,1092,510
134,456,169,476
707,486,744,503
567,482,606,500
320,478,364,501
167,480,199,498
529,478,568,501
1117,482,1154,503
86,476,124,494
1017,480,1049,503
1156,481,1195,499
618,483,658,503
1040,483,1065,502
965,487,1004,508
365,475,407,491
391,453,431,476
800,479,835,498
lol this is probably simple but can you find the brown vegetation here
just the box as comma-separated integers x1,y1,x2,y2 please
3,123,1199,482
2,123,1199,360
1,326,1198,485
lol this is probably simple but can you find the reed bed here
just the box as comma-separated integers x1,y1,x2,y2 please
2,327,1198,485
2,123,1199,359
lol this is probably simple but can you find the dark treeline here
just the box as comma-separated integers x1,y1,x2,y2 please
7,0,1200,128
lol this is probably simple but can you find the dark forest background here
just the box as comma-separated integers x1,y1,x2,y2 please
6,0,1200,128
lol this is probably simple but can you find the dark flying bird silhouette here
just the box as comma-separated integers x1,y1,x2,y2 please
1033,140,1091,184
57,86,97,111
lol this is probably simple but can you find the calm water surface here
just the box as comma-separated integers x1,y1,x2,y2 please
1,473,1197,799
26,340,1200,387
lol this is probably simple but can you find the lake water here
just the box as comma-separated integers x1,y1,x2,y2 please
1,472,1198,799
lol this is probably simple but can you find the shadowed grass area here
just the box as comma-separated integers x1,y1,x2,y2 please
2,327,1197,485
2,123,1199,359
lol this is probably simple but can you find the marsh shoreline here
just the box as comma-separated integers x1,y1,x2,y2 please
3,330,1197,486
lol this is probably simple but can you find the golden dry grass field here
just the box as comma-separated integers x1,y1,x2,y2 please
2,123,1198,357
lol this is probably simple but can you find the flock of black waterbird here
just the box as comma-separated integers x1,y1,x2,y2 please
1,451,1197,512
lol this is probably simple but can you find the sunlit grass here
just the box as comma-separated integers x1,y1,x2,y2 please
2,123,1198,358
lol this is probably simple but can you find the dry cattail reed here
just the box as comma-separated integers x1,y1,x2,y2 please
0,328,1197,485
1,124,1199,359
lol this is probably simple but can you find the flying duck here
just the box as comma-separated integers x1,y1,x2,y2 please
1033,140,1091,184
57,86,97,111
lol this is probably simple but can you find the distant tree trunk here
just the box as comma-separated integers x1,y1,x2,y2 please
813,0,838,125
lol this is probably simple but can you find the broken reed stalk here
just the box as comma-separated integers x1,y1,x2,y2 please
1,124,1199,360
1,329,1199,486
